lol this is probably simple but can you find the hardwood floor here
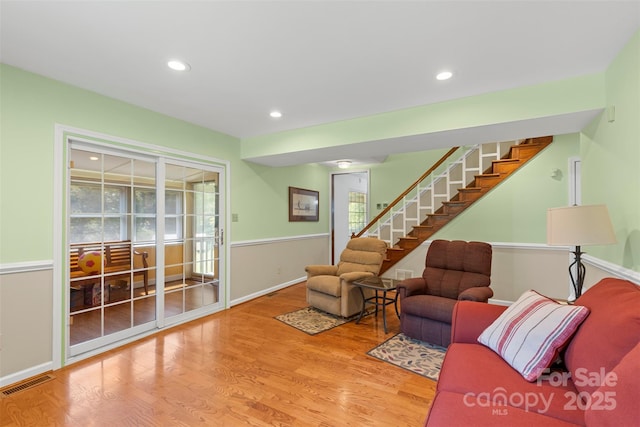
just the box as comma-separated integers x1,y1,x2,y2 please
1,283,436,426
69,280,219,346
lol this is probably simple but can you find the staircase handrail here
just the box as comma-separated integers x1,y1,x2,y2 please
353,146,460,238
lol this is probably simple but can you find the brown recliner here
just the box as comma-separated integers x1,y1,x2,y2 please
306,237,387,318
397,239,492,347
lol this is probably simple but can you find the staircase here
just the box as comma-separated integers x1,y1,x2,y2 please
356,136,553,275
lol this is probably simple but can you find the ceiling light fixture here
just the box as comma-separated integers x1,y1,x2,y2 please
436,71,453,81
270,111,282,118
89,156,99,161
337,160,352,169
167,60,190,71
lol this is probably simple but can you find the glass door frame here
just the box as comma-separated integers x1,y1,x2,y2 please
160,158,225,329
67,142,160,357
53,126,229,368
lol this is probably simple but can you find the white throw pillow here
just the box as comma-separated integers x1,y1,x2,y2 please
478,290,590,381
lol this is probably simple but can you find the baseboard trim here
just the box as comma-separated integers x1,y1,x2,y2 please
0,362,53,388
229,276,306,307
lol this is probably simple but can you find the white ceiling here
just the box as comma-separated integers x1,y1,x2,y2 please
1,1,639,166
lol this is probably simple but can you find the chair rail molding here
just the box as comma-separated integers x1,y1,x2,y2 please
584,254,640,284
231,233,329,247
0,260,53,275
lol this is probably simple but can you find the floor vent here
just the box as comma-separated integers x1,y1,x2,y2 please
1,374,55,397
266,292,278,297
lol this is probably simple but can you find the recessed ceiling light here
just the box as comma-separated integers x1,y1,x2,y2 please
436,71,453,81
270,111,282,118
167,60,190,71
337,160,352,169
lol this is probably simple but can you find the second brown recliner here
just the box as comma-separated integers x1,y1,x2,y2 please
397,239,493,347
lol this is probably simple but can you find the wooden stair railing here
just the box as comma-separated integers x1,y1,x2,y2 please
354,136,553,275
353,146,461,239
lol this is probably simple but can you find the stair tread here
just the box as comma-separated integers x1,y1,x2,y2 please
513,142,548,147
475,173,501,178
399,236,418,240
493,158,520,164
458,187,482,192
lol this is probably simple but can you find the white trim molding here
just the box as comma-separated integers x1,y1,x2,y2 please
584,254,640,284
0,362,53,388
229,276,306,307
0,260,53,275
231,233,329,247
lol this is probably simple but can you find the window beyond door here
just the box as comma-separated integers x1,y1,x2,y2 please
348,191,367,235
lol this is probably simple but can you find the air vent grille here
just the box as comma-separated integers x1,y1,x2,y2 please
1,374,55,397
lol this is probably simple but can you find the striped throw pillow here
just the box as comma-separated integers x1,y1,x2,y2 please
477,290,590,381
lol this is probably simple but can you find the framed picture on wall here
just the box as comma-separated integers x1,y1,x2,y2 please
289,186,319,221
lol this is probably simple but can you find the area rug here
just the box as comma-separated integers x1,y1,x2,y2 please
275,306,355,335
367,333,447,381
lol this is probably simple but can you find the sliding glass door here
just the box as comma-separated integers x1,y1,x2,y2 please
163,163,221,324
67,143,224,357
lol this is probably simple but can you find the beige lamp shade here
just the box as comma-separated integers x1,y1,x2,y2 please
547,204,617,246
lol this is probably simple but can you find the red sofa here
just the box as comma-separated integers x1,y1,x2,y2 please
425,277,640,426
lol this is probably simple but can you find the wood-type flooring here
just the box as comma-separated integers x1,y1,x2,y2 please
1,282,436,426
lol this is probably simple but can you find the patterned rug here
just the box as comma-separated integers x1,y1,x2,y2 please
275,306,355,335
367,333,447,381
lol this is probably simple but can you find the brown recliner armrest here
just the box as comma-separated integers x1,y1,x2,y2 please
396,277,427,299
305,265,338,277
339,271,374,282
458,286,493,302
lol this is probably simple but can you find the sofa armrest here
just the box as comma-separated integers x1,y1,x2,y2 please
396,277,427,299
450,301,507,344
305,265,338,278
458,286,493,302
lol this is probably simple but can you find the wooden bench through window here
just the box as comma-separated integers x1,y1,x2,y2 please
70,241,149,306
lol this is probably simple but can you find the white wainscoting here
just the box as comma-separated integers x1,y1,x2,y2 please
0,266,54,387
384,241,639,304
2,239,636,387
229,233,330,305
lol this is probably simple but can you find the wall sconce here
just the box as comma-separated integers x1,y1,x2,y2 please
337,160,352,169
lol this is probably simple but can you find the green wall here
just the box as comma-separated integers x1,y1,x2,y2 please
233,161,329,241
434,134,579,242
332,134,578,244
581,31,640,272
0,64,328,262
241,74,604,159
2,29,638,272
366,148,451,211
